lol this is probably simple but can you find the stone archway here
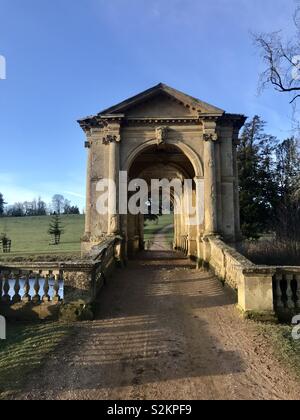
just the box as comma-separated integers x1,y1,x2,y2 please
124,138,204,179
78,83,246,264
125,143,200,258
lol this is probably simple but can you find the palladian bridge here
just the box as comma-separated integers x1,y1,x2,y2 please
79,83,244,259
1,84,299,323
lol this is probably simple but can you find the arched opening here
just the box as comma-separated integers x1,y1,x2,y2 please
125,144,202,259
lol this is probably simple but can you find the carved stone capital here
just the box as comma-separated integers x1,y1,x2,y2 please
203,133,218,142
102,122,121,145
102,134,121,145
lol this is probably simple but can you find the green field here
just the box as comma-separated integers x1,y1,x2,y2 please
0,215,85,260
0,214,174,261
144,214,174,242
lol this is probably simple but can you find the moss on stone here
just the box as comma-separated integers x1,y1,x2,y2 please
59,301,94,322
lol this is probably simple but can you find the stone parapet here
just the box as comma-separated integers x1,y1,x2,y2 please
0,236,123,321
202,236,300,321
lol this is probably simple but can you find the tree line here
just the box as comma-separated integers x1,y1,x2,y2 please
246,1,300,243
0,194,80,217
0,127,298,243
238,115,300,241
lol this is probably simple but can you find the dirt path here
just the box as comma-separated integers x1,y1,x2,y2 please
146,224,174,251
17,247,300,400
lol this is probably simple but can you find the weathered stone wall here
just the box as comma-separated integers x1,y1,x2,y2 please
206,238,300,321
204,237,276,319
207,237,254,290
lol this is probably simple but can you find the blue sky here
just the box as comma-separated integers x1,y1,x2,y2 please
0,0,297,210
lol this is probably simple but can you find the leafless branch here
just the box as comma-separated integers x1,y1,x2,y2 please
254,31,300,104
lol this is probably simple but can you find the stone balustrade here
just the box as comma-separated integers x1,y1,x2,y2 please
200,237,268,320
0,236,123,321
273,270,300,315
0,270,63,305
202,236,300,321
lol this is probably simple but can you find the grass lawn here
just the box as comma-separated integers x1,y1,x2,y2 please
0,321,73,399
144,214,174,242
0,215,85,260
0,214,175,261
258,323,300,381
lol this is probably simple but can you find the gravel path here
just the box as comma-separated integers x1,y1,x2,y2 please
146,224,174,251
16,245,300,400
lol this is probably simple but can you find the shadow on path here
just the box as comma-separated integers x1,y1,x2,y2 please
18,249,247,400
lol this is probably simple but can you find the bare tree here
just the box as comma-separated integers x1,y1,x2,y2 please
37,197,47,216
255,32,300,104
51,194,65,215
255,3,300,104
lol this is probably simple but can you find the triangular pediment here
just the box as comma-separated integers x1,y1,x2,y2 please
125,91,197,118
99,83,224,117
77,83,244,132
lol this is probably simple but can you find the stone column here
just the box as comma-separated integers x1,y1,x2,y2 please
103,122,121,236
203,121,218,236
194,176,204,267
219,126,236,241
181,193,187,252
173,213,178,249
215,141,223,232
108,138,120,235
84,138,92,237
233,130,242,240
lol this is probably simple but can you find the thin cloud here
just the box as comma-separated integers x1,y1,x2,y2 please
64,191,85,199
0,174,85,208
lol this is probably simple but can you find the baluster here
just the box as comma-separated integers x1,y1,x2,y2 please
49,272,54,301
2,274,11,304
275,274,284,310
52,274,61,303
286,274,295,310
22,273,31,302
12,273,21,304
60,270,64,300
43,274,50,303
32,273,41,304
295,274,300,310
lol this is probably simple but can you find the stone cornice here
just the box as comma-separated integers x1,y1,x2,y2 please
78,113,247,132
78,114,124,133
78,113,246,134
100,114,124,125
122,117,202,126
218,113,247,129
